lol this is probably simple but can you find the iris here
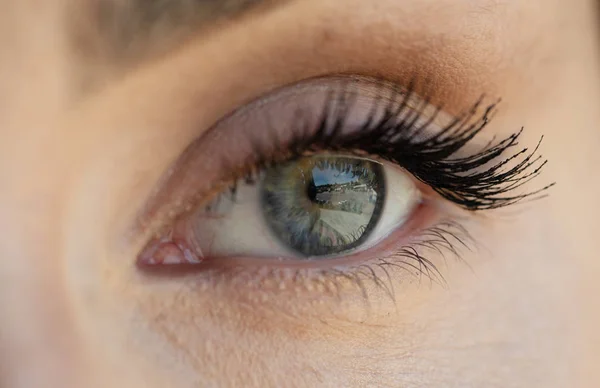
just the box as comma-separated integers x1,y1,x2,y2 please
261,156,385,257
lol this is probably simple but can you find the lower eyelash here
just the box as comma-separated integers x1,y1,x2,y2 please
315,220,474,303
177,219,474,304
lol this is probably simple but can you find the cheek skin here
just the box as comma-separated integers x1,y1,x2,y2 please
66,186,574,387
163,216,574,387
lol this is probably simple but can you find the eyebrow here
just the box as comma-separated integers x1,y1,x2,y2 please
74,0,286,63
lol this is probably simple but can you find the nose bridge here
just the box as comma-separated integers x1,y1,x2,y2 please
0,204,90,388
0,2,91,385
0,130,93,387
0,271,87,388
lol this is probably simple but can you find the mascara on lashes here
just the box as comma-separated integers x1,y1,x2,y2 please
136,77,553,300
237,79,554,211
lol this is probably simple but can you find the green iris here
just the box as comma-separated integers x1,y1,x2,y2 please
261,156,385,257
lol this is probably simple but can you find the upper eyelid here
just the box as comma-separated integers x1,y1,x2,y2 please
130,78,413,240
80,3,511,247
132,79,430,218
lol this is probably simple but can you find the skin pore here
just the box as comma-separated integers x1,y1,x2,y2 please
1,0,599,387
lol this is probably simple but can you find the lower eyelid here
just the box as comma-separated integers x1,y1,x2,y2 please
135,168,478,305
137,216,475,308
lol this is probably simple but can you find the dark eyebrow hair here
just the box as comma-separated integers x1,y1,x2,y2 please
71,0,285,65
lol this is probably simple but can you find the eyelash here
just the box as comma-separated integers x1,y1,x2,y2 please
189,219,474,305
229,81,553,212
141,78,553,301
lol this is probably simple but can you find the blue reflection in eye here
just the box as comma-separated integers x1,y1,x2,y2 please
313,166,359,184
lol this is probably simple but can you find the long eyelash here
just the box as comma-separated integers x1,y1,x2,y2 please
246,80,554,211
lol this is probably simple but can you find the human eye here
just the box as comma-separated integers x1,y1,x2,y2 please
142,153,420,262
135,77,551,297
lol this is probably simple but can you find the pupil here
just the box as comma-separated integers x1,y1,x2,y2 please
261,156,385,257
306,176,319,204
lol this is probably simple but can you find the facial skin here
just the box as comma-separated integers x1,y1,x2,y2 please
1,0,600,387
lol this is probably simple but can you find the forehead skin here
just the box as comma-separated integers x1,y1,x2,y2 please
0,0,599,387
